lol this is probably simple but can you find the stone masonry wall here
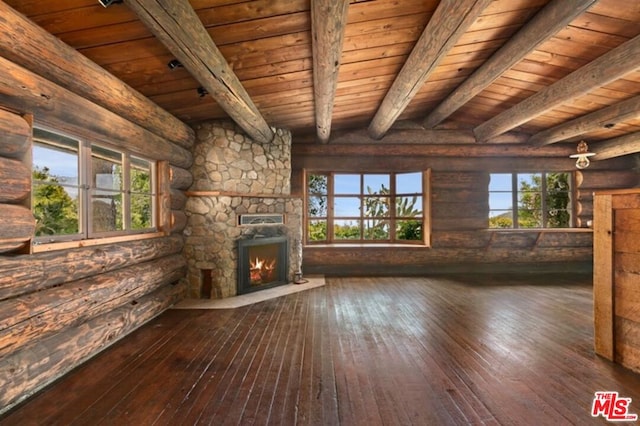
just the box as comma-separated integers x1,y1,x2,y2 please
183,121,303,298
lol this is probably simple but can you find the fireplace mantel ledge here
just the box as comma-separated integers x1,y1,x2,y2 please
186,190,299,198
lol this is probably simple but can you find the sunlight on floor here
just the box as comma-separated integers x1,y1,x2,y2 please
171,275,326,309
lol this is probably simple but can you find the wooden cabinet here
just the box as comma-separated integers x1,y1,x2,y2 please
594,189,640,371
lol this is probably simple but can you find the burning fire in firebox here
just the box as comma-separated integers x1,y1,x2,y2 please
250,256,277,285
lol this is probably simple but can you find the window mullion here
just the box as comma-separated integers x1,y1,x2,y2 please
390,172,396,241
123,154,131,232
358,173,366,242
328,173,334,243
512,173,518,229
541,172,547,228
82,140,91,238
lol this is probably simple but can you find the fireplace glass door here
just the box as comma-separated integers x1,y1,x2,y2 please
237,236,288,294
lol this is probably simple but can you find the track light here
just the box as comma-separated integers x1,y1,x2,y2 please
98,0,123,7
167,59,183,70
197,87,209,98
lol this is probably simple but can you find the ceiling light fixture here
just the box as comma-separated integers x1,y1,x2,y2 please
569,140,595,169
197,87,209,98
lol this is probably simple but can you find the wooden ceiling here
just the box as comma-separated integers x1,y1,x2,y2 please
4,0,640,158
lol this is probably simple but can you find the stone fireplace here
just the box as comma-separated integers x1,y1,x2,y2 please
182,121,303,299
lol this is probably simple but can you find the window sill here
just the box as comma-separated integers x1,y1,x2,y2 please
305,243,430,248
486,228,592,233
32,231,168,253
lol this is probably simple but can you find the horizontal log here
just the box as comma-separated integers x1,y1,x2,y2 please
0,156,30,203
432,201,488,219
320,128,529,145
536,231,592,248
0,234,184,300
576,216,592,228
0,254,186,357
305,261,592,276
488,231,539,249
0,204,34,254
0,1,195,149
170,210,187,234
431,230,491,248
294,154,634,173
575,195,595,219
431,172,489,189
0,281,185,413
303,246,593,266
0,56,192,169
576,190,594,201
294,143,576,158
433,217,488,231
170,165,193,190
576,170,639,189
0,109,30,158
171,189,188,210
0,241,28,254
432,188,488,203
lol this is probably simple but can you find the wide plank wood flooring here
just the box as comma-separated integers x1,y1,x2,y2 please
3,274,640,425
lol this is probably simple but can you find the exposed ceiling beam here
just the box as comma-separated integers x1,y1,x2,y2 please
529,94,640,146
311,0,349,144
422,0,598,129
593,132,640,160
474,33,640,142
0,1,194,149
294,142,575,158
367,0,491,140
124,0,274,144
310,128,529,144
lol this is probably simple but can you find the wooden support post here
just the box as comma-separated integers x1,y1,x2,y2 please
593,193,614,360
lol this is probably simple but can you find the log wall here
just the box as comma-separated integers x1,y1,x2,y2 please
0,47,193,412
294,142,639,275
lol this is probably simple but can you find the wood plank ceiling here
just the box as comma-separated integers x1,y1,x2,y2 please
3,0,640,159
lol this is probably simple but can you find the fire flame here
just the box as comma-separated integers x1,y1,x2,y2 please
250,256,277,284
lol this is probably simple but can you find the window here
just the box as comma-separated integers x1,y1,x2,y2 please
488,172,572,229
32,127,156,242
306,171,428,244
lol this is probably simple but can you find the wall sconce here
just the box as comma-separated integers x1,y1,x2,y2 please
569,140,595,169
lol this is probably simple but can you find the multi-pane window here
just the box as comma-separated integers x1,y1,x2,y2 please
488,172,572,229
306,171,427,244
32,127,156,242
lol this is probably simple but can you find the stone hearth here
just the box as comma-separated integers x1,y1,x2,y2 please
182,121,302,299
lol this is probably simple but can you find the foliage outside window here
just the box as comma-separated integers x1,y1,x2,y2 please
306,171,427,244
488,172,572,229
32,127,156,242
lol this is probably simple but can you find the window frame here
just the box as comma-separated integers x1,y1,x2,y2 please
304,170,431,246
32,126,158,245
488,171,574,229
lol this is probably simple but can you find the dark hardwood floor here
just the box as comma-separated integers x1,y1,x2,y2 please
3,274,640,425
